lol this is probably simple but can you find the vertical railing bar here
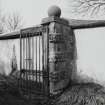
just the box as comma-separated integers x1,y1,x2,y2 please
28,33,31,98
22,37,24,88
21,35,23,92
31,35,33,93
31,35,33,91
19,30,22,92
21,39,23,70
22,38,25,69
30,34,32,96
22,38,24,69
27,33,29,95
21,36,23,92
24,34,25,93
24,35,26,92
30,35,32,92
24,36,25,92
27,33,30,96
34,37,35,82
42,31,44,94
27,33,30,95
44,27,48,95
32,35,34,81
40,33,41,93
32,35,33,93
36,36,37,82
24,36,26,94
39,33,41,86
22,36,24,92
47,26,49,97
44,27,47,95
26,33,28,94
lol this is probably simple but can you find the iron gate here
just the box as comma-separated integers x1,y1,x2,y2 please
19,26,49,100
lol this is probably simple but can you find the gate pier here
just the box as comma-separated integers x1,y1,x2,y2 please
42,5,75,95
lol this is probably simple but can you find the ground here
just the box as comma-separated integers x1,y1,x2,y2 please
0,74,35,105
55,83,105,105
0,73,105,105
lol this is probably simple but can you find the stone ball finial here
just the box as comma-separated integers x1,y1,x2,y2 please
48,5,61,17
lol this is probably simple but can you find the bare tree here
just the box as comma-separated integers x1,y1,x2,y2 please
0,17,5,33
0,10,6,33
0,12,23,33
6,12,23,32
69,0,105,16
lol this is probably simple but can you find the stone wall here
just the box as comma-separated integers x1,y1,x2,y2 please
74,27,105,86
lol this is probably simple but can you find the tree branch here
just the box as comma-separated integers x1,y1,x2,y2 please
71,0,105,15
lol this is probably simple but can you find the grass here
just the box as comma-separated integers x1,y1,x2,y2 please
0,72,105,105
0,74,37,105
55,82,105,105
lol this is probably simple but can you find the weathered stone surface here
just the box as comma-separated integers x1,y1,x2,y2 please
47,18,75,95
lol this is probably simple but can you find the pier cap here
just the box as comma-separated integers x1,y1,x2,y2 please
48,5,61,17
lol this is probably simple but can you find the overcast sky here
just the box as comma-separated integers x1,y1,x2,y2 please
1,0,66,27
1,0,105,27
1,0,105,84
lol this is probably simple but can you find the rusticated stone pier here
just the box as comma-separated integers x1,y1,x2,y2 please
42,5,76,95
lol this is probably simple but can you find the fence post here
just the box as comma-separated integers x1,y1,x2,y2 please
41,6,76,96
